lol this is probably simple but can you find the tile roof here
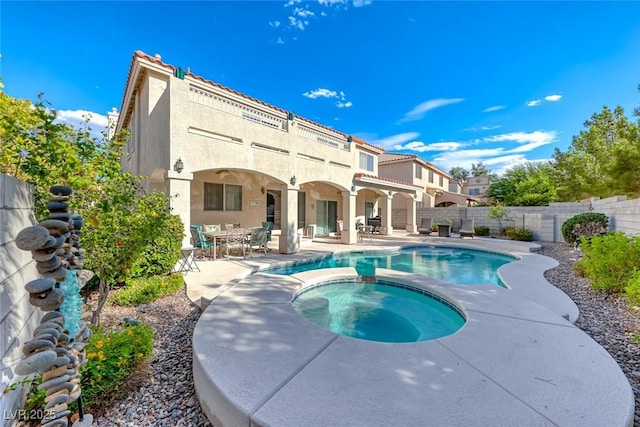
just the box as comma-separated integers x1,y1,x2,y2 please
354,173,423,190
118,51,384,153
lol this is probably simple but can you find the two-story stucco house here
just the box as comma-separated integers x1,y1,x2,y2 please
462,175,491,204
378,153,470,209
113,51,423,253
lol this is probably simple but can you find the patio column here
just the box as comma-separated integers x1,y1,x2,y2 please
341,190,357,244
166,170,193,247
406,196,417,233
380,194,393,235
279,183,300,254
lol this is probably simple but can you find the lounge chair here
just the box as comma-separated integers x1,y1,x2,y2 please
418,218,433,235
459,219,475,239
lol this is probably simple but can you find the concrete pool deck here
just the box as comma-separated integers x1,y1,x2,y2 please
188,232,635,426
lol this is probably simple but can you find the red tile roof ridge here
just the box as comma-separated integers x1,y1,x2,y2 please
354,173,422,189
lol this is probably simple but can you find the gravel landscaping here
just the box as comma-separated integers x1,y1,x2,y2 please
88,242,639,426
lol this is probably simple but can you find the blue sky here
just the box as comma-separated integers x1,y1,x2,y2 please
2,1,640,175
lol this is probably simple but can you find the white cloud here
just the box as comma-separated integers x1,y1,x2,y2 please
294,7,315,18
370,132,420,149
285,0,302,6
545,94,562,102
398,98,465,123
55,109,108,140
353,0,373,6
288,15,308,30
464,125,502,132
484,130,557,146
269,21,281,27
395,141,464,152
526,100,541,107
303,87,352,108
276,37,285,45
482,105,506,113
303,88,338,99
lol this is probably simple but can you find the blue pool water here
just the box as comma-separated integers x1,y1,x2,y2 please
293,280,466,342
267,246,515,286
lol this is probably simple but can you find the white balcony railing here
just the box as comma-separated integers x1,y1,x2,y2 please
296,123,350,151
189,87,286,131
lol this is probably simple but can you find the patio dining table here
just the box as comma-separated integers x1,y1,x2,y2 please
202,228,252,260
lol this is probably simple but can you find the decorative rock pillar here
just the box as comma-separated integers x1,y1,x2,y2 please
13,185,93,427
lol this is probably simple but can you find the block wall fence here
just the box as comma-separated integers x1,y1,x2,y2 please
0,174,40,425
392,195,640,242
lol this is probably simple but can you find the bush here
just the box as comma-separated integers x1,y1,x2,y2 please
474,226,490,236
561,212,608,245
129,195,184,279
625,269,640,306
576,232,640,293
110,274,184,306
505,227,534,241
81,323,154,408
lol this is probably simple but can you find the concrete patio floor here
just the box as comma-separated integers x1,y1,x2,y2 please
186,232,635,427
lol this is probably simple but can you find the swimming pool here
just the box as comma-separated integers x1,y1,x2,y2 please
266,245,516,285
293,279,466,342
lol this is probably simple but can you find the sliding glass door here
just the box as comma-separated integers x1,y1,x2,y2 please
316,200,337,236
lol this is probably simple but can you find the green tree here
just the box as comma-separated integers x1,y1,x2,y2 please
449,166,469,181
487,162,558,206
553,105,637,200
488,204,511,237
0,88,182,325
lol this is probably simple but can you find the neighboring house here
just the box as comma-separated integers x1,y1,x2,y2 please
462,175,491,204
113,51,423,253
378,153,470,208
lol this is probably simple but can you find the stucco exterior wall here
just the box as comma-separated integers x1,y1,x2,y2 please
0,174,40,425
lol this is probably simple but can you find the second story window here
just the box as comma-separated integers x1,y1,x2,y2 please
468,188,480,196
428,170,434,183
439,176,444,187
415,165,422,179
359,152,374,172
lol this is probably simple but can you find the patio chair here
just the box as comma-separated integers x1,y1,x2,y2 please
221,227,246,259
190,225,215,258
247,227,269,257
459,219,475,239
418,218,433,235
262,221,273,250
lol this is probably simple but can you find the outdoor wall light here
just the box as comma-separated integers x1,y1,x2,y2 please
290,175,297,186
174,158,184,173
347,135,353,143
351,185,356,192
288,112,294,121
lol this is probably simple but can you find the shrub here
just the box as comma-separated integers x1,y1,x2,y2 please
129,195,184,278
561,212,608,245
110,274,184,306
474,226,490,236
81,323,154,408
505,227,534,241
576,232,640,293
625,269,640,306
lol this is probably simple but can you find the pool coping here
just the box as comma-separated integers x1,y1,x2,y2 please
192,245,635,426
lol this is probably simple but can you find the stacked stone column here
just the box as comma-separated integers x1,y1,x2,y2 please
14,185,93,427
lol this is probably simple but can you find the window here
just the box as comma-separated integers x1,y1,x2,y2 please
415,165,422,179
468,188,480,196
428,170,434,183
359,152,374,172
204,182,242,211
439,176,444,186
